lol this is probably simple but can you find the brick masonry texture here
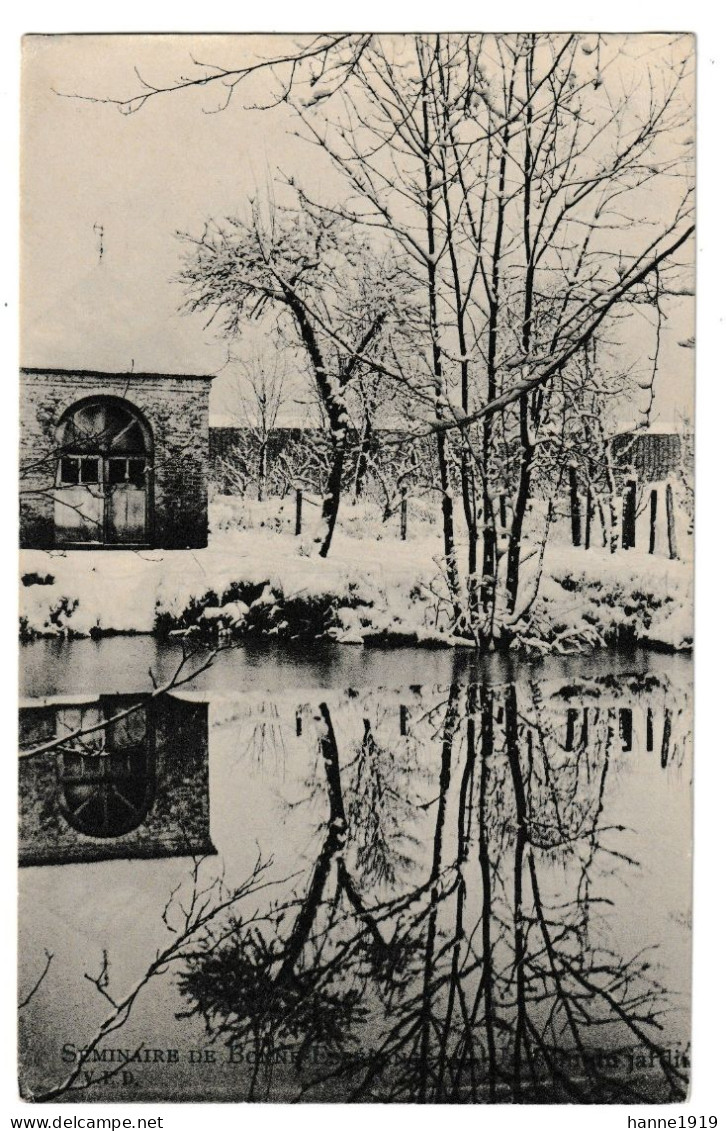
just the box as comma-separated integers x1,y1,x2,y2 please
19,696,214,866
611,432,693,484
20,369,212,549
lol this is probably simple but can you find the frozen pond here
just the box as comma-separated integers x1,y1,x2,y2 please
18,639,692,1103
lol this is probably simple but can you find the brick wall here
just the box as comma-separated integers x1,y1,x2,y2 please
610,432,686,484
20,368,212,549
19,695,214,866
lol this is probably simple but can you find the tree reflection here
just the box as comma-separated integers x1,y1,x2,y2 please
176,675,689,1103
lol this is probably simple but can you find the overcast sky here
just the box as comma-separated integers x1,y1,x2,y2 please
20,34,694,424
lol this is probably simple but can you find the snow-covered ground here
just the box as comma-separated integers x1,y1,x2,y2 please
510,543,692,653
19,496,692,653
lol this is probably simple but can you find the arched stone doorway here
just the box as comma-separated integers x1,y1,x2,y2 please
54,397,153,545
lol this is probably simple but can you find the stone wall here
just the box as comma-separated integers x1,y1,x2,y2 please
20,368,212,549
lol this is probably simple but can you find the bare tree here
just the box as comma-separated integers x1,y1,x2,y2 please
221,344,289,501
19,852,281,1102
179,199,411,556
246,34,688,638
171,676,687,1102
74,33,694,641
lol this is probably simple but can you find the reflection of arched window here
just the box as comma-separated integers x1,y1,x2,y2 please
54,398,153,546
57,698,155,839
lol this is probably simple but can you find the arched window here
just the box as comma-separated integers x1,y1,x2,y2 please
57,698,155,839
54,397,153,545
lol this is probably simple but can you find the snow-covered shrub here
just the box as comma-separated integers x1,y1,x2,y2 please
509,559,690,655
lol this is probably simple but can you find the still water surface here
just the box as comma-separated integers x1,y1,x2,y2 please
19,639,692,1103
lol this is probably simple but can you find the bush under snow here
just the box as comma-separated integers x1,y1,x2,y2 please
19,514,692,655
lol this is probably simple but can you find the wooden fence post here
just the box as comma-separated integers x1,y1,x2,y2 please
665,482,678,560
619,708,633,752
295,488,303,536
400,490,408,541
569,465,581,547
648,488,658,554
596,496,609,548
584,486,594,550
622,480,637,550
565,708,578,751
661,709,672,769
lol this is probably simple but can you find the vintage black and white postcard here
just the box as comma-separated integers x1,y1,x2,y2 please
18,33,694,1104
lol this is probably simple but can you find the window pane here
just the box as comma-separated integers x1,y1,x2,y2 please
59,400,149,456
110,420,145,454
57,704,104,754
59,456,80,484
107,706,148,750
127,458,146,488
73,404,107,445
80,457,101,484
108,458,128,485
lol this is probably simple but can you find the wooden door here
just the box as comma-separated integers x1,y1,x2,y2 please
106,456,147,544
54,454,148,545
54,455,104,544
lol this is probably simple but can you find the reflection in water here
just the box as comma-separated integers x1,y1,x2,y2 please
18,662,690,1103
61,743,155,839
176,674,689,1103
19,695,215,866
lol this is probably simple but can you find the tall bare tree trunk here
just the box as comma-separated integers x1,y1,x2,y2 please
353,411,372,502
506,42,537,617
420,50,462,625
434,40,478,630
480,65,516,641
318,446,346,558
287,293,354,558
506,395,535,614
257,439,268,502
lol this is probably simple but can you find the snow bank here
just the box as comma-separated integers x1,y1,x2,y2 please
19,523,692,655
510,545,692,654
19,525,449,644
